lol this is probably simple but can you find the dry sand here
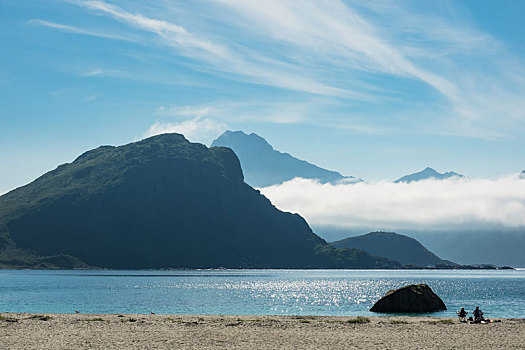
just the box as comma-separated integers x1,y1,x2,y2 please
1,313,524,349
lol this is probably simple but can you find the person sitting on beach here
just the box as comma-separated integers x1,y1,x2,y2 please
457,307,468,322
473,306,484,323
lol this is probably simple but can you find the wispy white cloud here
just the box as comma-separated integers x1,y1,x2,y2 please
213,0,525,137
66,0,371,99
259,175,525,231
157,105,216,118
80,68,104,77
63,0,525,138
68,0,227,56
144,117,227,145
157,101,308,125
154,99,385,131
78,67,141,80
83,93,100,102
213,0,458,97
27,18,136,42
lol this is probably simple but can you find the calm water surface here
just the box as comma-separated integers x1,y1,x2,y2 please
1,269,524,318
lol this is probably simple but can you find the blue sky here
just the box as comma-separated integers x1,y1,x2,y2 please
1,0,525,194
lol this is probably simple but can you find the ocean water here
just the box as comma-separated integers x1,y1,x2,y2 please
1,269,524,318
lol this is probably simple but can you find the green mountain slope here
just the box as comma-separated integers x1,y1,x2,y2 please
331,231,453,267
0,134,400,269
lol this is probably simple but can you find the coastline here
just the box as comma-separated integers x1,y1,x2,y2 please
2,313,524,349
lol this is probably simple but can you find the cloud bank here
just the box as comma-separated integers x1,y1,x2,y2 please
259,175,525,231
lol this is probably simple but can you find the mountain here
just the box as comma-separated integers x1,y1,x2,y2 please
409,229,525,267
395,167,464,183
520,170,525,179
318,225,525,267
331,231,452,267
211,130,359,187
0,133,400,269
0,231,88,269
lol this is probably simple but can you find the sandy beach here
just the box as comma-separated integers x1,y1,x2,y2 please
1,313,524,349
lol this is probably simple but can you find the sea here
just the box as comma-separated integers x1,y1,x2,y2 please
1,269,524,318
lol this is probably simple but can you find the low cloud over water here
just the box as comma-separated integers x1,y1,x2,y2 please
259,175,525,231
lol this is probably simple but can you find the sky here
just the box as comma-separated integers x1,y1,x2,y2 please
1,0,525,195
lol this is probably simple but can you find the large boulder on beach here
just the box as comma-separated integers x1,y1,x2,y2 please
370,284,446,313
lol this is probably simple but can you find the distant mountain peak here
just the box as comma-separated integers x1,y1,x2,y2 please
520,170,525,179
395,167,464,183
367,231,398,236
331,231,452,267
211,130,360,187
419,167,440,176
214,130,274,151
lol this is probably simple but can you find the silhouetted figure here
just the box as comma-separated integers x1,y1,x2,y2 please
457,307,467,322
473,306,484,323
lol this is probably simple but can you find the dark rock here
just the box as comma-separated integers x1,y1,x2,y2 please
37,254,89,269
370,284,446,313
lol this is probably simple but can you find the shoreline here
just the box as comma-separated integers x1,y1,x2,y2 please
2,313,524,349
1,266,521,270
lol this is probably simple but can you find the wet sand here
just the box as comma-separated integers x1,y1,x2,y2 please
1,313,524,349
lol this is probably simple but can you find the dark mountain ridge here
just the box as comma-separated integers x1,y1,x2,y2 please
0,133,399,269
211,130,359,187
